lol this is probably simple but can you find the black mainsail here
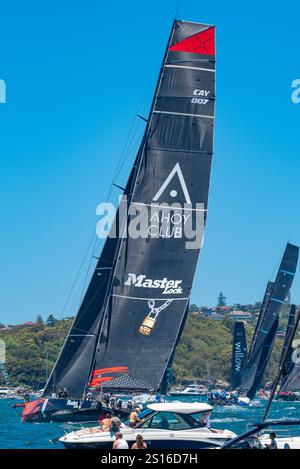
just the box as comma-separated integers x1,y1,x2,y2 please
279,305,300,392
263,306,300,420
240,243,299,399
44,20,216,397
279,304,297,388
231,322,247,389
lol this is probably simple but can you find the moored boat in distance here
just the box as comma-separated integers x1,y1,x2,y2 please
169,384,208,396
0,387,19,399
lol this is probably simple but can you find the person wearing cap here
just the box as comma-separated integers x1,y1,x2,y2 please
129,408,141,428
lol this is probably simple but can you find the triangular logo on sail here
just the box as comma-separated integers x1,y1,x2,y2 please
169,27,215,56
153,163,191,204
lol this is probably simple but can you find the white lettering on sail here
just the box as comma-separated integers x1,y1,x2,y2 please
124,273,183,295
153,163,191,204
191,89,210,105
234,341,245,371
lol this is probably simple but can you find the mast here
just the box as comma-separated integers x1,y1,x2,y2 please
90,20,216,393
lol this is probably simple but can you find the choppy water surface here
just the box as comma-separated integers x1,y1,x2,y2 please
0,397,299,449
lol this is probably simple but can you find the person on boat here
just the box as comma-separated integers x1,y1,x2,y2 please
110,415,122,434
85,391,93,401
129,408,141,428
62,388,69,398
265,432,278,449
113,432,129,449
199,411,211,428
159,414,170,429
131,434,147,450
100,413,112,432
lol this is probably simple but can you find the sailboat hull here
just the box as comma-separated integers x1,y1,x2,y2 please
21,397,127,423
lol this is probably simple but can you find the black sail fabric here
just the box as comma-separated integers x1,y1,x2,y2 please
240,243,299,399
231,322,247,389
280,363,300,392
43,147,142,398
279,304,297,387
247,281,274,360
91,21,216,392
280,305,300,392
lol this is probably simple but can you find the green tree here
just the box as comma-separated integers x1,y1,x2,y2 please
46,315,57,327
217,292,227,307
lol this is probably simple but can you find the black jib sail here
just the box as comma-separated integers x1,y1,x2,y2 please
240,243,299,399
247,281,274,360
231,322,247,389
43,154,141,398
44,20,216,398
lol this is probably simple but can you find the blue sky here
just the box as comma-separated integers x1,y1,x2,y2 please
0,1,300,323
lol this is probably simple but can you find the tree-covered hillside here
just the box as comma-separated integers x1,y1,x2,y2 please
0,315,281,389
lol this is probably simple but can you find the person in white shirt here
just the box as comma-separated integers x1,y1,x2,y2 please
113,432,129,449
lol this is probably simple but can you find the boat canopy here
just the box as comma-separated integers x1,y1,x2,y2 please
147,402,213,414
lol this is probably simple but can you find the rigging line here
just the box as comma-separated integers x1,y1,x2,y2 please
113,120,144,184
69,274,108,329
111,75,157,187
92,75,156,257
78,233,99,308
110,77,155,187
59,229,97,319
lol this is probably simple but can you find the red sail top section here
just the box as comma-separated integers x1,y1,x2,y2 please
169,27,215,56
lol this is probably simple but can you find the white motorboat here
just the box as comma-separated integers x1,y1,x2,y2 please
59,402,236,449
221,419,300,449
0,388,19,399
169,384,208,396
259,433,300,449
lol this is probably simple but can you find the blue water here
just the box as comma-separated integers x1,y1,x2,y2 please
1,398,300,448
